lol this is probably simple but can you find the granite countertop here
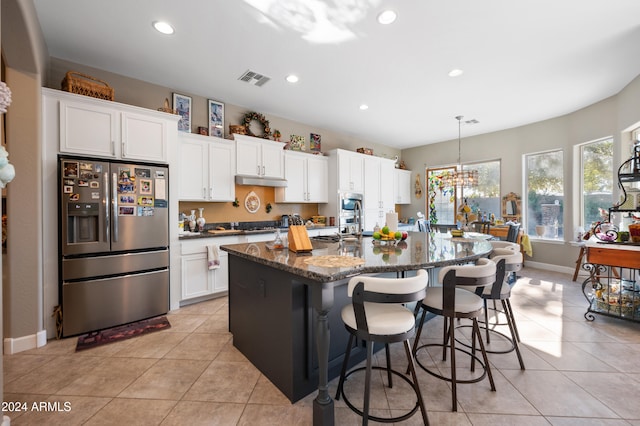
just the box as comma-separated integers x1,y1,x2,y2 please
179,226,339,240
220,231,493,283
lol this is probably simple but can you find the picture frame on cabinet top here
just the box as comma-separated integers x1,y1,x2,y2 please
173,93,192,133
208,99,225,138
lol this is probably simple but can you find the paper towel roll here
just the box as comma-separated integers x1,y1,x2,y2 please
386,211,398,232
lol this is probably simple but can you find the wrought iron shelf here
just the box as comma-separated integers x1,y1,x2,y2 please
581,263,640,323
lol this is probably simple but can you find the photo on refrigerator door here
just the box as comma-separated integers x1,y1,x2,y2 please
139,179,152,195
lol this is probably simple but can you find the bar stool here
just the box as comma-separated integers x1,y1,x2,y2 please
412,258,497,412
335,270,430,425
457,252,526,370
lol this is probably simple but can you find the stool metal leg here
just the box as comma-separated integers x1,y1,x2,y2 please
503,299,525,370
449,316,458,411
385,343,393,388
472,318,496,391
363,340,374,425
335,334,355,400
404,339,430,425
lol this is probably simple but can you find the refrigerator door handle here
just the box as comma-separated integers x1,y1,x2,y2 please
104,171,110,242
112,172,119,242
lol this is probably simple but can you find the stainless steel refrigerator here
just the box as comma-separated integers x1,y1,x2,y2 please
59,156,169,337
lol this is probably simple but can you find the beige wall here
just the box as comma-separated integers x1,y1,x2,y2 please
399,88,630,270
46,58,402,162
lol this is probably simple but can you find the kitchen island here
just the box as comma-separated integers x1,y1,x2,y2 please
221,231,492,426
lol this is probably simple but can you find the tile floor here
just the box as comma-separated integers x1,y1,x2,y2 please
4,267,640,425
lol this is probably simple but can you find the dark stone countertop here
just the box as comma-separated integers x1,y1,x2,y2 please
179,226,339,240
220,231,493,283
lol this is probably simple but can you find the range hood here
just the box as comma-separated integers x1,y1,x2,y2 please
235,175,288,188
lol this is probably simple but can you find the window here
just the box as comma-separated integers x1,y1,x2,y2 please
427,167,456,225
579,138,613,229
526,150,564,239
461,161,501,221
427,160,500,225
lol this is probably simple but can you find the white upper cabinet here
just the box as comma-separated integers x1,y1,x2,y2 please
394,169,412,204
336,149,364,193
363,155,395,231
121,112,168,163
59,99,118,157
276,151,328,203
50,88,178,163
179,133,235,202
234,134,284,179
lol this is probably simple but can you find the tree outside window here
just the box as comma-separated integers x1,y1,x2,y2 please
526,150,564,239
580,138,613,229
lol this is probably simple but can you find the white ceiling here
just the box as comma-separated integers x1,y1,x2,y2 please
32,0,640,149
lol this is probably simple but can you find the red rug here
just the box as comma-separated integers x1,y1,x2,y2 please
75,316,171,351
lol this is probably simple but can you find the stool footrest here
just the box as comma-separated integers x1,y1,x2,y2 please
454,324,517,354
414,343,489,384
338,366,420,423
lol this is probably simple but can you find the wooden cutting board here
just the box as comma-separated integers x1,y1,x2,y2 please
207,229,242,235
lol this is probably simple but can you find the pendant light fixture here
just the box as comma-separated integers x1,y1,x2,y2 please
442,115,478,187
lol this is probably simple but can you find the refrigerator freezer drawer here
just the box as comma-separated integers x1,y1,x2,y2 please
62,249,169,281
62,268,169,337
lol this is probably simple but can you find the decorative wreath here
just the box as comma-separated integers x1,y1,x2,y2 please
242,111,271,139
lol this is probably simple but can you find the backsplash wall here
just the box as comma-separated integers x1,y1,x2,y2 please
179,185,319,225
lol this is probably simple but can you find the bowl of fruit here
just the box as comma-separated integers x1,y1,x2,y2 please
372,226,408,246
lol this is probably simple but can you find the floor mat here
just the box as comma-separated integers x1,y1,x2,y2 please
75,316,171,351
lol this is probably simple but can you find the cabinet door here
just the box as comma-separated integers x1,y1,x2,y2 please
121,112,167,162
395,169,411,204
209,140,235,201
212,252,229,293
236,138,261,176
277,152,306,202
59,99,117,157
379,160,395,210
338,151,364,193
307,156,328,203
261,142,284,178
363,156,381,209
179,138,208,201
181,253,213,300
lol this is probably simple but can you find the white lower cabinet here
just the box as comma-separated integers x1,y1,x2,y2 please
180,238,233,301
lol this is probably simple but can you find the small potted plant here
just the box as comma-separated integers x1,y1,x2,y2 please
273,129,282,142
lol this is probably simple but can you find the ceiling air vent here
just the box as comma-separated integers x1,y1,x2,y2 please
238,70,270,87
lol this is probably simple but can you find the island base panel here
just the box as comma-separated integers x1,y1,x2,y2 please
228,255,371,403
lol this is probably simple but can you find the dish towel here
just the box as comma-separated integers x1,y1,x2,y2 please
520,234,533,257
207,245,220,270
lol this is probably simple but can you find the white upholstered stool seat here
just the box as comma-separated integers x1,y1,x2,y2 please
422,287,484,313
412,258,497,412
336,270,430,425
340,302,416,336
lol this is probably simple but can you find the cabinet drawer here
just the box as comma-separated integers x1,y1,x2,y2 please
181,237,241,255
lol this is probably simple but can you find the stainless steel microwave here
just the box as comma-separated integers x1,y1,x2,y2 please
340,192,363,211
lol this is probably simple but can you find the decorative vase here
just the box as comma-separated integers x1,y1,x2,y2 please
196,207,206,231
535,225,546,237
188,210,197,232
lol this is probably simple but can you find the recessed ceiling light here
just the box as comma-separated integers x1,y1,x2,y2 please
359,104,369,110
153,21,174,35
448,69,464,77
285,74,299,83
377,10,397,25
